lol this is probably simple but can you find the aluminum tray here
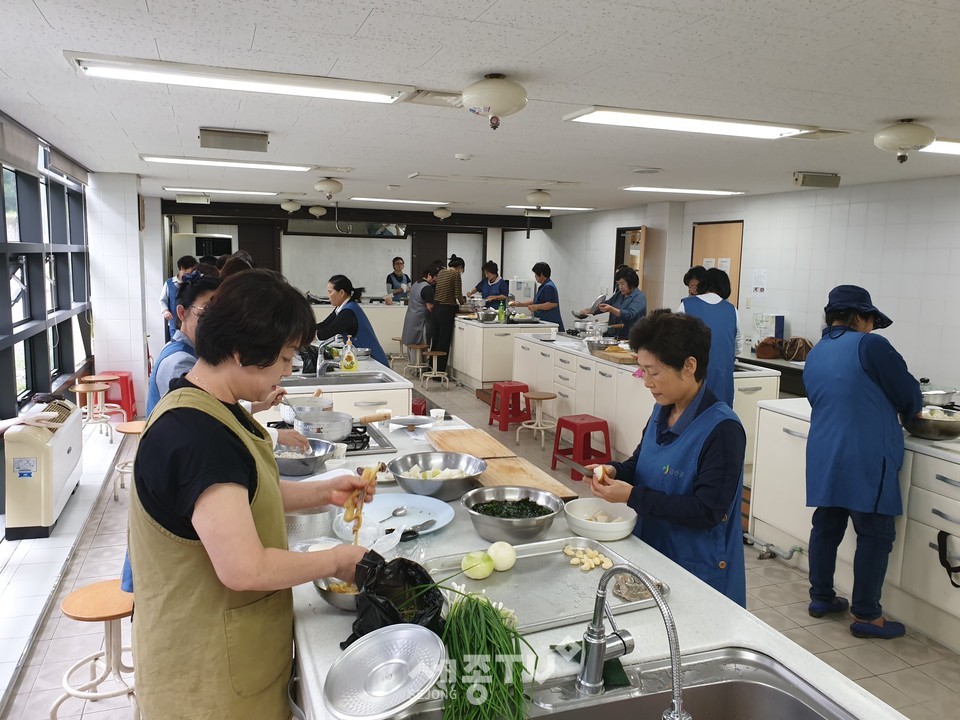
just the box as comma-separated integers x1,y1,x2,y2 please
423,536,669,634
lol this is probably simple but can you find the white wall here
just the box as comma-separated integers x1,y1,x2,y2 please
447,232,484,291
281,234,412,298
142,197,166,364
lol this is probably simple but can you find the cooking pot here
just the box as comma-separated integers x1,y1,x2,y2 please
294,411,354,441
919,379,959,407
279,396,333,424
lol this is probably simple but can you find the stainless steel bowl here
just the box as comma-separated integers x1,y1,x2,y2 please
461,485,563,543
354,347,372,358
313,577,359,611
275,438,337,476
388,452,486,501
599,337,619,346
903,407,960,441
584,338,603,355
476,308,499,323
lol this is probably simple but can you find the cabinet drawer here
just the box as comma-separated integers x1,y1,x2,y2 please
909,485,960,534
912,452,960,505
554,352,576,369
554,365,576,389
901,519,960,616
554,385,576,418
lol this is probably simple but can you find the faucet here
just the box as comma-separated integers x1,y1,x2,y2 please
314,335,341,377
576,565,690,720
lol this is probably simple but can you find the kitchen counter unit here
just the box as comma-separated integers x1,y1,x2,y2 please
290,419,903,720
448,318,558,390
275,359,413,418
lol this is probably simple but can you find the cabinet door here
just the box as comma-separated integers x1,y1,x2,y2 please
330,388,411,418
733,376,780,466
482,329,517,382
450,320,466,375
463,324,483,380
593,366,617,425
513,339,536,391
575,358,595,415
535,346,556,417
554,384,576,418
901,518,960,616
751,409,812,541
614,368,653,457
912,452,960,505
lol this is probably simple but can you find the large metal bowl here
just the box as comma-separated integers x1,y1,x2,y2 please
388,452,486,501
313,577,359,611
903,407,960,441
275,438,337,476
461,486,563,543
476,309,499,323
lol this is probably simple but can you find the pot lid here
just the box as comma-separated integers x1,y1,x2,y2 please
323,624,445,720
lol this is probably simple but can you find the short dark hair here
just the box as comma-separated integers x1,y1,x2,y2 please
824,308,863,327
195,269,315,368
698,268,732,299
174,274,221,329
618,267,640,290
392,256,404,265
482,260,499,276
195,262,219,278
683,265,707,286
219,256,253,280
329,274,364,302
422,263,442,279
177,255,198,270
628,309,710,382
198,255,218,265
232,249,255,266
448,254,465,269
532,262,551,278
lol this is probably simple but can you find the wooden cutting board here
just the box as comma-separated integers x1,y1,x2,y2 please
426,429,517,459
596,349,637,365
480,457,578,501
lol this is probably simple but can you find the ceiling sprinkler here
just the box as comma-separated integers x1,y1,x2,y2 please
314,177,344,200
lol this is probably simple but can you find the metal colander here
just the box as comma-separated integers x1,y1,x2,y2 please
323,624,445,720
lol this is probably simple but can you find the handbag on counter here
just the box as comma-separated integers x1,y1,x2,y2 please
755,337,783,359
783,336,814,361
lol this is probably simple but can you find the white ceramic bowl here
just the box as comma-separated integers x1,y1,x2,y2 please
563,498,638,542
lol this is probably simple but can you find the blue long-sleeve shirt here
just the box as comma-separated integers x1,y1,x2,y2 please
851,328,923,418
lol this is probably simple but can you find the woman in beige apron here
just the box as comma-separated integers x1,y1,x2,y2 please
129,269,373,719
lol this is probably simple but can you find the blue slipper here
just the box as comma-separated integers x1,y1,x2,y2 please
850,619,905,639
808,597,849,618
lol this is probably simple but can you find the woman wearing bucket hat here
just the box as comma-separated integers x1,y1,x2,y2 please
802,285,922,639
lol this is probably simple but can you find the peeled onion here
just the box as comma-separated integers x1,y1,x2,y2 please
461,551,494,580
487,541,517,571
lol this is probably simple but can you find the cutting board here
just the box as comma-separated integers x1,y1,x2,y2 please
596,349,637,365
426,429,517,459
481,457,578,501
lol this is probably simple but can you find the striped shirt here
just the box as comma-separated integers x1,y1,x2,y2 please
433,268,463,305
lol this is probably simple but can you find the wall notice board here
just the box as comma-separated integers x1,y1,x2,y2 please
691,221,743,306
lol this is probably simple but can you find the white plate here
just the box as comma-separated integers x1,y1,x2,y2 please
333,493,455,541
376,470,396,484
389,416,435,428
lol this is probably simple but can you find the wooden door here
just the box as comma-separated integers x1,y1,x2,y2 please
691,221,743,306
238,222,282,272
409,228,447,281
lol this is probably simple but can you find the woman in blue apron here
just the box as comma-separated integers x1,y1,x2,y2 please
511,261,564,331
587,310,746,606
316,275,389,365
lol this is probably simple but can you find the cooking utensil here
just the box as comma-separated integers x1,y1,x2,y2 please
379,506,408,522
385,519,438,541
294,411,354,442
903,407,960,440
388,452,486,501
280,395,333,424
333,494,455,542
461,485,563,543
919,379,959,407
275,438,337,477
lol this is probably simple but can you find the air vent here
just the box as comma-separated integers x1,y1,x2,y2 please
405,90,463,108
408,172,579,188
199,127,269,152
175,193,211,204
786,129,852,141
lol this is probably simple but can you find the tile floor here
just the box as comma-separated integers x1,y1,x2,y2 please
1,379,958,719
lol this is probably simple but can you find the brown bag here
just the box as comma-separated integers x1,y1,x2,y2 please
755,337,783,359
783,336,814,361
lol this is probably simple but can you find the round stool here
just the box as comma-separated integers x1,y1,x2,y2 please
403,344,430,378
389,336,406,369
420,351,449,389
114,421,147,501
82,374,128,423
49,579,139,719
70,383,114,444
517,391,557,449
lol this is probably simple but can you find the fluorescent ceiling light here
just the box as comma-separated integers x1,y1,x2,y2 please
505,205,595,211
350,197,448,205
66,52,414,103
142,155,312,171
565,106,815,139
164,186,278,196
919,140,960,156
623,186,744,196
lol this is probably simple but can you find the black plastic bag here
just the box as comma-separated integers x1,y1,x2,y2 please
340,551,444,649
298,345,319,375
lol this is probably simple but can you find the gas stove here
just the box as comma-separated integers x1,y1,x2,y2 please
267,420,397,456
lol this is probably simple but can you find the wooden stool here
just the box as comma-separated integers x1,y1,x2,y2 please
49,579,139,719
388,336,406,369
551,414,612,481
516,391,557,449
488,381,531,432
114,421,147,501
421,351,449,389
403,344,430,378
82,374,127,423
70,383,114,443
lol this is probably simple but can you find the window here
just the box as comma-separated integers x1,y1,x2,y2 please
10,254,29,324
47,326,59,377
71,314,89,370
14,341,27,398
44,253,57,313
3,167,19,242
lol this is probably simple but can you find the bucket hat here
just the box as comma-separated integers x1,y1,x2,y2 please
824,285,892,329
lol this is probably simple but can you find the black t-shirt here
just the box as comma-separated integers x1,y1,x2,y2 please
316,307,359,341
134,378,263,540
421,285,435,304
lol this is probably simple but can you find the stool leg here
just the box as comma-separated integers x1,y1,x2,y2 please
536,402,546,450
488,389,499,426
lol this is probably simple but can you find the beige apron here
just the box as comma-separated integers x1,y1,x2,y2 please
129,388,292,720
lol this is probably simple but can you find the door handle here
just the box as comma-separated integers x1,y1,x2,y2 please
353,400,387,407
558,374,570,382
932,508,960,527
540,352,550,358
936,473,960,489
737,386,762,393
558,391,569,398
782,428,808,440
599,371,612,378
559,357,571,364
579,365,592,371
520,346,530,352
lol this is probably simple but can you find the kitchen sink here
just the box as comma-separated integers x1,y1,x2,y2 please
399,648,856,720
280,372,394,387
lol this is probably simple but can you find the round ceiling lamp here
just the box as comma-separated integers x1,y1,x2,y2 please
433,207,452,220
308,205,327,218
874,120,936,164
526,189,552,208
280,199,301,213
314,178,344,200
462,73,527,130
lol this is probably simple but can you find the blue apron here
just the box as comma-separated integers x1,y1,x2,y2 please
681,296,736,407
146,337,193,416
632,402,746,606
165,277,179,337
534,279,564,331
478,277,510,307
387,273,411,300
342,300,389,366
803,330,905,515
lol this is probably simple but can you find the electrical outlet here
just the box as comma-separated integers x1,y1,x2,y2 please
745,297,752,309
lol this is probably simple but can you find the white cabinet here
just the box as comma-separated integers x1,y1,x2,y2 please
462,323,483,381
901,518,960,616
535,346,555,417
454,322,555,389
450,321,466,377
751,409,813,542
329,388,411,418
574,358,595,415
733,375,780,466
483,328,518,381
614,367,653,456
553,351,577,419
593,365,617,425
512,339,536,393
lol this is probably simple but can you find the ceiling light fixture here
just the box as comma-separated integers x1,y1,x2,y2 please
874,120,936,163
623,186,744,196
280,199,301,213
163,186,278,196
565,106,815,139
350,197,448,205
141,155,312,171
433,207,452,220
314,178,344,200
65,52,415,103
920,139,960,156
526,189,552,208
462,73,528,130
308,206,327,218
506,205,595,211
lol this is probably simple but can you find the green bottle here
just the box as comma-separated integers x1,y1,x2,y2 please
497,300,506,323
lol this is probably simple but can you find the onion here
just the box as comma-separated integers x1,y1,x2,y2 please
461,551,494,580
487,541,517,571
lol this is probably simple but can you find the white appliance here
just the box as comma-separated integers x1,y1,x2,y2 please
4,400,82,540
511,277,536,304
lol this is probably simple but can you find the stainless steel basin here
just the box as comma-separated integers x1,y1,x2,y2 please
400,648,856,720
280,372,394,387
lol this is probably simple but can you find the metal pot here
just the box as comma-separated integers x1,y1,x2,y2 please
919,379,959,407
573,319,592,332
279,396,333,424
294,411,354,442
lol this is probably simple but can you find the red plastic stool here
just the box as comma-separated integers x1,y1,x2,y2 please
551,414,612,480
100,370,137,420
488,381,531,431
